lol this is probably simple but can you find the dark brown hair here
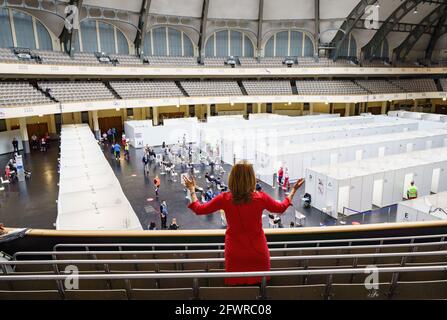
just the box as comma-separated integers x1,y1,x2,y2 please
228,160,256,205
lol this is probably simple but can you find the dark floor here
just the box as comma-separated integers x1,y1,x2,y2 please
0,143,59,229
0,139,397,230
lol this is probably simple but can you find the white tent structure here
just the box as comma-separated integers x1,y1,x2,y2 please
221,118,418,169
57,124,142,231
256,129,447,185
124,117,199,148
396,191,447,223
388,111,447,123
305,147,447,219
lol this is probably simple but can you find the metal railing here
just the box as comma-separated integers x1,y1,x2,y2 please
13,240,447,260
1,265,447,281
4,250,447,272
52,233,447,251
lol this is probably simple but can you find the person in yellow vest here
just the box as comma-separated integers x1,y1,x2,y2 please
407,181,418,200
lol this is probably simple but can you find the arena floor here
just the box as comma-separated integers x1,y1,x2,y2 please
0,140,397,230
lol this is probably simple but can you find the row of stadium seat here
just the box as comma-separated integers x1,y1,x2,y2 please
0,78,443,107
1,233,446,299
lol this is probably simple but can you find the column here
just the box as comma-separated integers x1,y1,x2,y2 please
19,117,30,154
140,107,147,120
92,110,100,140
309,103,314,115
381,101,387,115
206,104,211,118
344,103,351,117
412,99,418,112
152,107,159,126
257,103,262,113
122,108,128,122
48,114,57,135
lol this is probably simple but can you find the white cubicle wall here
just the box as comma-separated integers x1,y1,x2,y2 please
0,129,23,155
57,124,142,230
396,191,447,223
256,129,447,185
124,117,199,148
305,147,447,218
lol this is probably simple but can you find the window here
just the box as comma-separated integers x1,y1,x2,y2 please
36,21,52,50
144,27,194,56
264,30,314,57
0,8,13,47
77,20,129,54
13,10,35,49
205,29,254,57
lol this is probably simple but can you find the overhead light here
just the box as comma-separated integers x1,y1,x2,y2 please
116,108,120,111
325,101,329,105
38,114,43,117
230,102,234,106
443,97,446,101
288,101,292,105
176,103,180,108
375,2,380,8
413,7,418,14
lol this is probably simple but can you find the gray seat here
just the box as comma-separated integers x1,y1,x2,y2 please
64,289,128,300
391,280,447,300
131,288,194,300
199,286,260,300
0,290,62,300
266,284,326,300
330,283,391,300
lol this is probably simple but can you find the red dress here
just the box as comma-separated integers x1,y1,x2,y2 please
188,191,291,285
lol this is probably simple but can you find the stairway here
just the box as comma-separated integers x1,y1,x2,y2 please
175,81,189,97
291,80,298,95
31,80,58,103
104,81,122,99
237,80,248,95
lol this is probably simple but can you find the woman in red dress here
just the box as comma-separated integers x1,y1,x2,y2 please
184,161,304,285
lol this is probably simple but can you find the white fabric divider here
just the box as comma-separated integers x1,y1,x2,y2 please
305,147,447,218
57,124,142,230
396,191,447,222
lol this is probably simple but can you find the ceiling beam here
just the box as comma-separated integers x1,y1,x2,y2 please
330,0,377,61
198,0,210,61
361,0,446,61
257,0,264,58
425,13,447,61
135,0,150,58
393,4,447,62
59,0,83,57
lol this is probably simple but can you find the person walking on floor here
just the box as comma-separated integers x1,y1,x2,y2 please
184,160,304,286
12,137,19,154
113,143,121,161
153,175,161,197
160,201,168,229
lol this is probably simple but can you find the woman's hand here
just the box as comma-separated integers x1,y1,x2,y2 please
183,175,196,192
292,178,305,192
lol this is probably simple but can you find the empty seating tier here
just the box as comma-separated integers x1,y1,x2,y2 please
0,82,51,107
180,80,243,97
295,80,367,95
145,56,198,67
243,80,293,95
37,81,115,103
1,233,447,300
355,80,404,94
110,81,184,99
390,79,438,93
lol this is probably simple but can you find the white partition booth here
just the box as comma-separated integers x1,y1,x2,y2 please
222,119,418,171
124,117,199,148
57,124,142,230
256,129,447,185
396,191,447,222
388,110,447,123
305,147,447,219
